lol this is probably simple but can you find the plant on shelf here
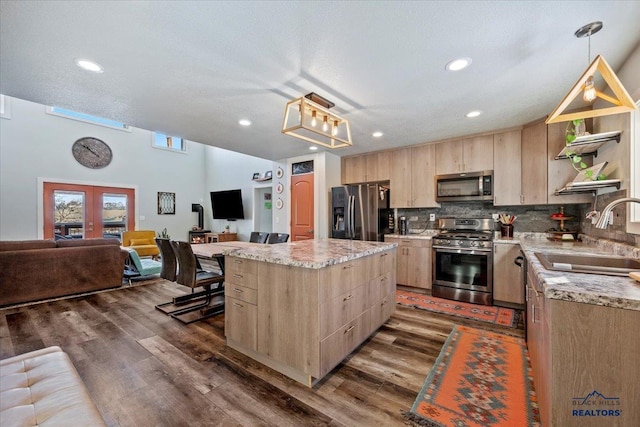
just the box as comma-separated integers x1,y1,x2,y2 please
564,119,607,181
157,227,170,239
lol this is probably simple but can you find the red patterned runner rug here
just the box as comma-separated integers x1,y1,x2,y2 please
396,290,519,328
404,325,540,427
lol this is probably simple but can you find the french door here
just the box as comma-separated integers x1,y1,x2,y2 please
43,182,135,241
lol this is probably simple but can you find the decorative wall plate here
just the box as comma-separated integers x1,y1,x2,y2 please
275,167,284,178
276,198,283,209
275,183,284,194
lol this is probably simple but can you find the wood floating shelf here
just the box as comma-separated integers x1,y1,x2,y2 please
555,130,621,160
555,179,621,195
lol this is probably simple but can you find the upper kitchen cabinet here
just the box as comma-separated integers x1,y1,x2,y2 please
341,155,366,184
547,121,593,204
365,151,391,182
390,145,438,208
521,120,548,205
342,152,391,184
435,135,493,175
493,130,522,206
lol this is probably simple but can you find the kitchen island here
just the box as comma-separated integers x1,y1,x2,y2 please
224,238,397,387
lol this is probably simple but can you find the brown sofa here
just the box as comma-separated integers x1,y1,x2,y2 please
0,238,128,307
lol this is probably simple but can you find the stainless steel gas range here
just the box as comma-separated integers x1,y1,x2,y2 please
432,218,494,305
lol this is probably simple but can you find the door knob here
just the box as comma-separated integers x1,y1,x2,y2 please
308,229,314,233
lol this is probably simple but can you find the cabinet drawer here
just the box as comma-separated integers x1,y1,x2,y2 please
367,250,395,280
319,309,370,377
398,238,432,248
319,285,367,339
225,296,257,351
226,257,258,289
318,259,367,303
225,283,257,305
370,291,396,331
368,272,395,306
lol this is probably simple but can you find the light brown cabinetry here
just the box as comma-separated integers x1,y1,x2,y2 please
225,249,396,387
385,236,432,289
390,145,438,208
225,258,259,351
435,135,494,175
493,130,522,206
526,264,640,426
492,243,524,306
521,120,548,205
341,152,391,184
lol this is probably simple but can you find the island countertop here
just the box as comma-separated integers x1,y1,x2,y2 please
225,238,397,269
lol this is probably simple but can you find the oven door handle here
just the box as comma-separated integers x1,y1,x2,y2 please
433,247,492,254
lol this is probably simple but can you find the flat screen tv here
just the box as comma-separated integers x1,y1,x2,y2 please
210,189,245,220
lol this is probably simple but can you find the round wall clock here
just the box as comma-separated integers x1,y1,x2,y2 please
276,198,284,209
275,167,284,179
275,183,284,194
72,137,112,169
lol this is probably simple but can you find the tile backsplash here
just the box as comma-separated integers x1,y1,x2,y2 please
397,195,639,245
397,202,586,234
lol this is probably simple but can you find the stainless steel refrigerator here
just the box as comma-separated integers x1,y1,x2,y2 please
331,183,393,241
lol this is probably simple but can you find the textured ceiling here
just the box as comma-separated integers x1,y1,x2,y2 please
1,1,639,160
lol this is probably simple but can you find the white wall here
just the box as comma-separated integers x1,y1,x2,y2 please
0,96,271,241
203,146,273,241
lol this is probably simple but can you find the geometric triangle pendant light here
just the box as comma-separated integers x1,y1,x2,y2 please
546,21,637,124
546,55,637,124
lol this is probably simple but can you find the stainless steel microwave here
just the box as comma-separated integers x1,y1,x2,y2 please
435,171,493,202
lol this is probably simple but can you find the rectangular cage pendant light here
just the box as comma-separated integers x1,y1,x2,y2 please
281,93,352,149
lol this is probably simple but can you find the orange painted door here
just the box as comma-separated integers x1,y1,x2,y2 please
290,173,314,241
43,182,135,240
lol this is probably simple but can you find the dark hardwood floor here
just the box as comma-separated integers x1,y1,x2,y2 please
0,280,523,426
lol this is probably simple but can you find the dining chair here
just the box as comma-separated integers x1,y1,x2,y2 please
155,241,225,323
155,238,177,281
267,233,290,244
249,231,269,243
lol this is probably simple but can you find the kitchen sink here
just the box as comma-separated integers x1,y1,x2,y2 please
534,253,640,276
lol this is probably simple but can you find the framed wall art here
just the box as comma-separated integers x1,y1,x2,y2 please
157,192,176,215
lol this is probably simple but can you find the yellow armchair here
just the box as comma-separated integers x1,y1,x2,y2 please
122,230,160,258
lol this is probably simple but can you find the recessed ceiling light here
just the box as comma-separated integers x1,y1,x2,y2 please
74,58,103,73
465,110,482,118
445,57,472,72
309,146,318,151
372,131,384,138
238,119,252,126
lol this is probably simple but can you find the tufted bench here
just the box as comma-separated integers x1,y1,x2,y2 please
0,346,106,427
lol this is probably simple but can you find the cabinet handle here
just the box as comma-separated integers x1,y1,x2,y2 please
380,277,386,282
233,273,243,278
520,195,524,204
234,260,243,264
381,299,387,306
233,302,243,308
380,253,388,257
233,288,243,293
531,304,537,324
343,264,354,269
344,325,355,334
343,294,353,301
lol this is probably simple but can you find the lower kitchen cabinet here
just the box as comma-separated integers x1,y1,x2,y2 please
492,242,524,306
526,265,640,426
385,236,432,289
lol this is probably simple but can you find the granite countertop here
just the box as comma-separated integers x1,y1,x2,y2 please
506,234,640,311
225,238,397,269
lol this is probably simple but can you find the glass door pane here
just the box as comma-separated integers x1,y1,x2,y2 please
53,190,86,239
102,193,128,240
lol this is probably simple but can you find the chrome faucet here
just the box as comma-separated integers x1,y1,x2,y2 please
594,197,640,229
